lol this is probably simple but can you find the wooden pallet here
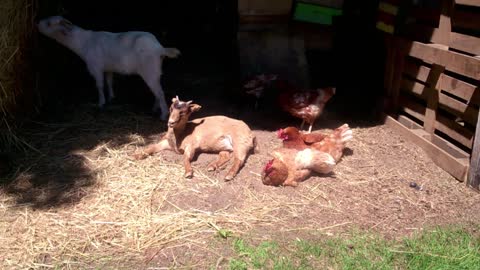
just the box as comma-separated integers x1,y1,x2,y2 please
383,0,480,190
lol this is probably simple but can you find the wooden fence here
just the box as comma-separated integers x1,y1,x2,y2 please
382,0,480,190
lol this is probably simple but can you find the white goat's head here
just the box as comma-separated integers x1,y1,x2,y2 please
167,96,201,128
37,16,75,41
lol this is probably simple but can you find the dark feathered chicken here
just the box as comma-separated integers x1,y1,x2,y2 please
243,74,335,133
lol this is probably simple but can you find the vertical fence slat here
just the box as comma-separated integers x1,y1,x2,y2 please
423,64,445,135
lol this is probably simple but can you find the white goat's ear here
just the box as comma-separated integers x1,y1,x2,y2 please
58,19,73,36
188,104,201,113
60,19,73,27
171,96,179,103
186,100,193,105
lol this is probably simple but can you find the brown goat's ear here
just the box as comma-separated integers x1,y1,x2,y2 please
188,104,201,113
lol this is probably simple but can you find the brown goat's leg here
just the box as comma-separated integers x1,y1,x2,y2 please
207,151,231,171
183,146,195,178
225,149,248,181
132,139,170,160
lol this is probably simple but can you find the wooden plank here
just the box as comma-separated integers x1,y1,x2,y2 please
441,76,480,105
403,60,432,82
402,24,480,55
402,79,479,126
456,0,480,7
399,96,426,121
397,115,470,159
384,114,469,181
431,135,470,159
468,111,480,189
405,40,480,79
424,64,445,134
436,118,474,148
400,97,474,148
403,60,480,105
410,26,480,55
450,32,480,56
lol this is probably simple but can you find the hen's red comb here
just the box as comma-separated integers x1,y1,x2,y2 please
276,128,284,138
264,159,274,172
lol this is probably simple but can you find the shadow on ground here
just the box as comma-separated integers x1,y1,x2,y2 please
1,27,386,209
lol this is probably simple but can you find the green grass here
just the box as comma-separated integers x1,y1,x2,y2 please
225,226,480,270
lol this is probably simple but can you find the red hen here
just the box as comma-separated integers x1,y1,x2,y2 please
277,124,353,162
243,74,335,133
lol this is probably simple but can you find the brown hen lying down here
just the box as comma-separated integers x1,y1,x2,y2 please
262,124,353,187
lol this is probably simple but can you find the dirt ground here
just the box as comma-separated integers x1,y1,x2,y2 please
1,95,480,269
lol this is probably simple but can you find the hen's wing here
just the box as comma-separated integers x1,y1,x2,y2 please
312,124,352,162
301,131,327,144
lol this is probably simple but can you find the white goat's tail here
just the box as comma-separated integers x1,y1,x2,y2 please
163,48,181,58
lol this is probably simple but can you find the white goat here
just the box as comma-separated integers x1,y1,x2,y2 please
37,15,180,120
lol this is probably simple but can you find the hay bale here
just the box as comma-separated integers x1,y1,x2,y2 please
0,0,38,150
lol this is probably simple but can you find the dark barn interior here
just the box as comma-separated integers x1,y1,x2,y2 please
35,0,387,125
36,1,239,115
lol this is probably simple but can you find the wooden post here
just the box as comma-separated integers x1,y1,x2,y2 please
384,35,394,95
423,64,445,135
437,0,453,49
388,37,406,116
468,110,480,190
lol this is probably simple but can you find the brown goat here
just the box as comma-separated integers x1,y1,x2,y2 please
132,96,258,180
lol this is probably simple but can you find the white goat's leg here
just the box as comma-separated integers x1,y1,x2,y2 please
88,67,105,108
105,72,114,102
142,74,169,121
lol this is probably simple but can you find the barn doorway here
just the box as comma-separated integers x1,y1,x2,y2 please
36,0,240,115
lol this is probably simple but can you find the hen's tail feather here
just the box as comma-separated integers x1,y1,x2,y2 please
312,124,352,162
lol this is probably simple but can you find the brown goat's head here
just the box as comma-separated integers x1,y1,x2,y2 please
167,96,201,128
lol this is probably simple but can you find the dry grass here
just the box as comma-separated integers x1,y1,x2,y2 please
0,105,322,269
1,104,480,269
0,145,341,268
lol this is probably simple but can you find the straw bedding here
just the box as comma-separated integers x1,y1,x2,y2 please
1,102,479,269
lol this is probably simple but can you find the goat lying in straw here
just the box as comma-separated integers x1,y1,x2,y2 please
37,15,180,120
132,96,258,180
